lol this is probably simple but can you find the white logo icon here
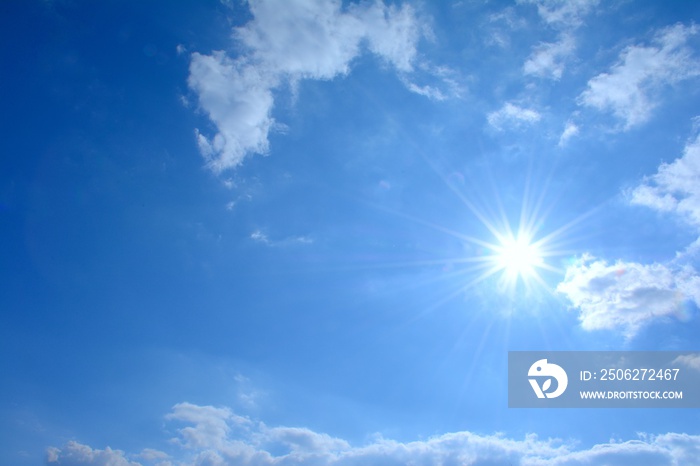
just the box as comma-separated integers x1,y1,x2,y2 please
528,359,568,399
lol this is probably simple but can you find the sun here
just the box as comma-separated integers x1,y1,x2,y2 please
495,233,544,280
377,162,587,299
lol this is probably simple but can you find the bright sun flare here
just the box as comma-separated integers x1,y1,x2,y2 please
495,234,544,280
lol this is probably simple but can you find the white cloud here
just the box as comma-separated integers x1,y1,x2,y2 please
559,124,700,337
556,254,699,338
137,449,169,462
47,441,141,466
673,353,700,372
189,0,443,173
630,132,700,229
48,404,700,465
403,64,465,100
485,7,527,48
519,1,596,83
234,374,264,409
558,120,580,146
166,402,252,451
250,229,270,245
403,80,447,100
251,229,313,247
487,102,541,130
578,23,700,130
265,426,351,454
524,34,575,80
189,52,276,172
518,0,599,28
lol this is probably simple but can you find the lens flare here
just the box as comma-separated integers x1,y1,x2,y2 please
495,234,544,280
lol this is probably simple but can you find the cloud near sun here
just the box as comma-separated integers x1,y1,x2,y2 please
185,0,700,339
557,131,700,338
30,0,700,464
47,402,700,466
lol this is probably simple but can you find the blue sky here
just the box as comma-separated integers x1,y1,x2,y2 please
3,0,700,464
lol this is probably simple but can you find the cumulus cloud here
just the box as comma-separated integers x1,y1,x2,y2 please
578,23,700,130
556,254,698,337
487,102,541,130
559,123,700,337
189,51,276,172
47,403,700,465
166,402,251,451
630,132,700,229
47,441,141,466
189,0,451,173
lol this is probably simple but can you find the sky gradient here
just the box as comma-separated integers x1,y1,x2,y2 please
2,0,700,465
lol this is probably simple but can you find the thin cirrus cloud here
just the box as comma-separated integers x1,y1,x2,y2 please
578,23,700,130
558,120,580,146
517,0,600,28
188,0,449,174
558,127,700,337
519,0,598,80
47,402,700,466
250,229,313,247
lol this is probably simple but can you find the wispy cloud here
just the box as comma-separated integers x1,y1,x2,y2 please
629,132,700,230
234,374,264,409
558,120,580,146
578,23,700,130
484,7,527,48
518,0,599,28
519,0,598,82
524,34,575,80
672,353,700,372
47,402,700,465
251,229,313,247
189,0,453,173
487,102,541,130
